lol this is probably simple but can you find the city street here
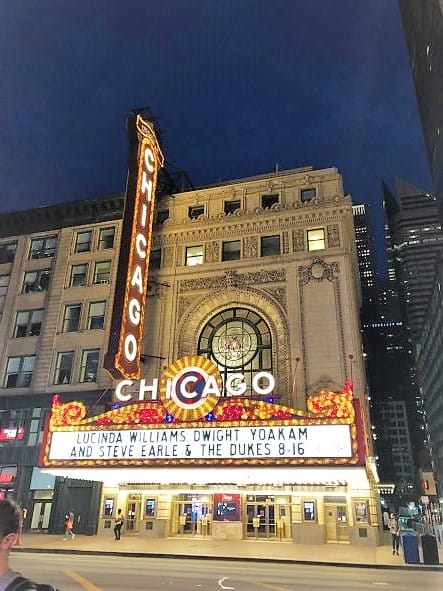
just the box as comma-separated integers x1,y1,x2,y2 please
9,554,442,591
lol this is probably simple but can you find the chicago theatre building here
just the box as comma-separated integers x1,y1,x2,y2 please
0,122,380,546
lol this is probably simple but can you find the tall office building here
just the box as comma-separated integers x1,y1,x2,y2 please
399,0,443,201
353,203,417,498
352,204,376,322
397,1,443,512
381,178,443,484
364,280,417,496
385,178,443,344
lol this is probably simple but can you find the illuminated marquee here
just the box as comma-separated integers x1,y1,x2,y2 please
46,424,352,462
39,358,365,468
104,114,164,380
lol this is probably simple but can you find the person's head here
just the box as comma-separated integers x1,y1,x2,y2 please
0,499,20,554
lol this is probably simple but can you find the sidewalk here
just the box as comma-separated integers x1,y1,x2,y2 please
13,532,442,570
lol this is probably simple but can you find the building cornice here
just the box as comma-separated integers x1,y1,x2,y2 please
0,195,125,238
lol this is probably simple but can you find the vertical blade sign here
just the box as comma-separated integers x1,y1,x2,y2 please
104,114,164,380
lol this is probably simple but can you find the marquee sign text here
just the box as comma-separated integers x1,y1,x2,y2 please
46,424,352,464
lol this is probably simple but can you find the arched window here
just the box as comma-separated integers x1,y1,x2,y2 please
198,308,273,396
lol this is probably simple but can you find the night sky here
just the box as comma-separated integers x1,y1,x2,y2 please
0,0,432,271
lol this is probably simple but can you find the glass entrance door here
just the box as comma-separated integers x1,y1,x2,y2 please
171,494,212,536
245,496,289,539
126,498,141,533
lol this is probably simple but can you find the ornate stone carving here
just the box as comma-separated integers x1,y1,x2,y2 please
225,270,239,288
205,240,219,263
243,235,258,258
299,173,313,187
265,287,287,311
327,223,340,247
292,229,305,252
307,375,342,395
282,231,289,254
298,258,339,285
178,268,286,293
178,295,200,320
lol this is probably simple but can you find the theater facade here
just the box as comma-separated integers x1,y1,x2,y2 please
35,116,381,545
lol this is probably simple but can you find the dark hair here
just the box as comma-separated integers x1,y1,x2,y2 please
0,499,20,538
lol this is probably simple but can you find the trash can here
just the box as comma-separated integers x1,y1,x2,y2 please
402,532,420,564
421,534,439,565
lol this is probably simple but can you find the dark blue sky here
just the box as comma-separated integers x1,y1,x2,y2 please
0,0,431,268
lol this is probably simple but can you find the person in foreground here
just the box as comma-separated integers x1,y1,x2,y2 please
0,499,59,591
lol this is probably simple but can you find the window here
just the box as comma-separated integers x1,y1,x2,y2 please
94,261,111,284
62,304,82,332
156,210,169,224
27,408,44,446
29,235,57,259
198,308,272,397
145,498,156,517
224,200,240,215
80,349,100,383
185,245,204,266
307,228,325,251
260,235,280,257
4,355,35,388
222,240,241,261
54,351,74,385
0,242,17,264
303,501,316,521
23,269,50,293
149,249,161,270
75,231,92,253
261,194,279,209
98,227,115,250
0,410,27,444
13,309,43,337
69,264,88,287
0,275,10,297
354,501,369,523
189,205,204,219
87,301,105,330
301,188,316,203
103,497,115,517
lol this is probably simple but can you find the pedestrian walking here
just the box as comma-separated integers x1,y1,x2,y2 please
63,513,75,540
388,513,400,555
114,509,124,540
0,498,59,590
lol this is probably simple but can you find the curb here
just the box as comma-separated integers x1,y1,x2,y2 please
12,547,442,572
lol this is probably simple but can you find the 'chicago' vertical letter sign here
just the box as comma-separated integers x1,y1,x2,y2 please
104,114,164,379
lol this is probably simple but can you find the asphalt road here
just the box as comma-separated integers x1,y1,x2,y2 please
9,553,442,591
